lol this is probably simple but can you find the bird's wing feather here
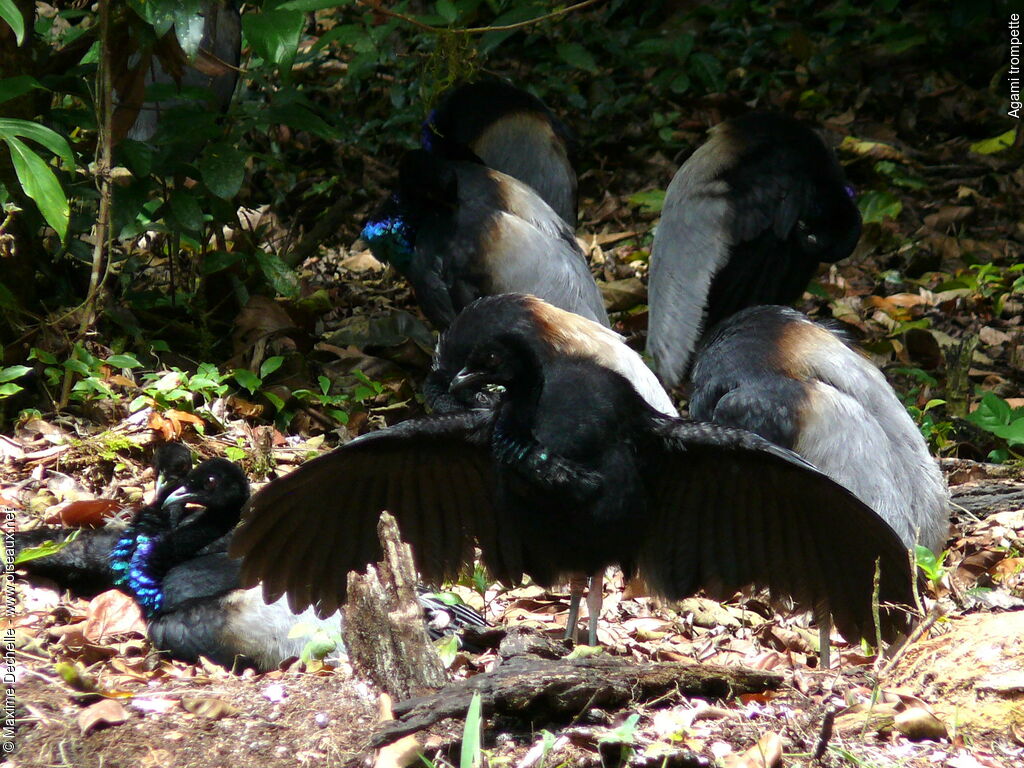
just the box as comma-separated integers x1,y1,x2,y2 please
230,411,497,617
640,417,916,643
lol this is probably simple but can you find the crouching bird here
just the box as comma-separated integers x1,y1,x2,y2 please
422,80,578,226
231,315,918,647
12,443,193,596
361,149,607,330
17,456,487,671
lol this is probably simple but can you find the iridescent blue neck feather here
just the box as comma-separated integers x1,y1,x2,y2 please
110,533,164,616
362,206,415,272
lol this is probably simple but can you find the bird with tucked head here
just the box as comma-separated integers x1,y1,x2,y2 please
423,293,675,642
645,113,948,662
231,314,918,649
421,80,578,226
361,149,607,331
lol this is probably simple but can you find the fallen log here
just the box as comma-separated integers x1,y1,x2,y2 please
372,654,783,746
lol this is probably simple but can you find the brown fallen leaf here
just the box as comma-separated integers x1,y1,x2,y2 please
58,498,123,527
78,699,128,735
181,696,238,720
894,706,948,741
83,590,147,642
722,732,783,768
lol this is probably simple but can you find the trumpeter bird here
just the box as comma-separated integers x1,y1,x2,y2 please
16,456,486,671
647,112,862,390
361,149,607,330
231,320,917,646
422,80,578,226
423,293,676,643
645,113,949,660
12,443,193,596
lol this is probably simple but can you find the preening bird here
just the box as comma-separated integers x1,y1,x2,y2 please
422,81,578,226
423,293,675,642
688,306,950,555
644,114,948,660
361,149,607,330
231,320,917,646
647,112,862,389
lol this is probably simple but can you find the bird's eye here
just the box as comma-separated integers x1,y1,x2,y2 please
204,475,218,491
486,352,501,367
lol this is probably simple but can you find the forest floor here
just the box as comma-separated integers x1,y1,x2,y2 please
5,15,1024,768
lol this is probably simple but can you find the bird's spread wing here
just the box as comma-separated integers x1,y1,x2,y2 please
639,417,916,643
230,411,497,617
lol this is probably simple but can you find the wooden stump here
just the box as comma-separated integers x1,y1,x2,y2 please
342,511,447,698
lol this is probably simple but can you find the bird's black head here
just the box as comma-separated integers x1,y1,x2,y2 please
152,443,192,497
425,295,552,413
162,458,249,526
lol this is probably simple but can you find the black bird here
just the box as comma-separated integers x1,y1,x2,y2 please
231,318,917,647
645,114,948,660
423,293,676,642
17,456,486,671
422,81,578,226
361,149,607,330
647,113,862,389
12,443,193,596
644,112,948,555
425,293,675,418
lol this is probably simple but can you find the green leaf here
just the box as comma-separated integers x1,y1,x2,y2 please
461,692,483,768
105,354,142,369
629,189,665,214
0,75,42,106
969,129,1016,155
199,142,246,200
15,530,80,565
278,0,350,9
0,365,31,383
168,187,204,233
170,0,206,59
264,391,285,412
232,369,261,394
253,250,300,299
259,355,285,379
0,280,16,309
689,52,725,91
242,9,305,75
557,42,599,74
433,634,459,667
0,117,59,155
967,392,1012,430
3,135,69,242
0,0,25,45
436,0,457,23
201,250,243,275
858,190,902,223
0,382,24,398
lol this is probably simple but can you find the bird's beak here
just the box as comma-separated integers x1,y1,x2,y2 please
450,366,486,395
162,486,198,509
155,472,171,496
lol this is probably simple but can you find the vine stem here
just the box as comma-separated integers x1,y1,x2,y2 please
62,0,114,408
357,0,604,35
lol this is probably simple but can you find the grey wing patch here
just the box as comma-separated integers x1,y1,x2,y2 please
485,213,609,326
647,166,734,388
